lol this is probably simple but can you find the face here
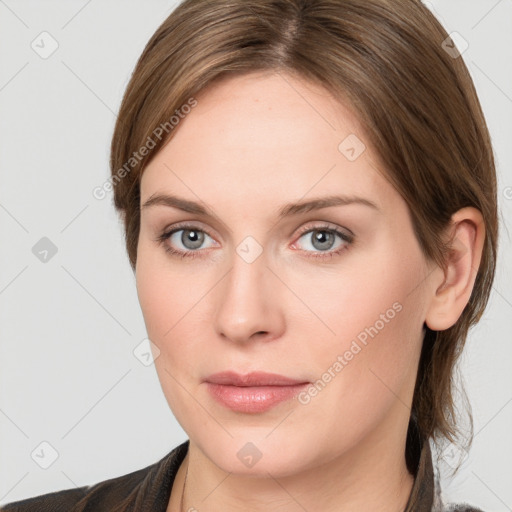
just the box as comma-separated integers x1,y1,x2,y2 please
136,71,433,476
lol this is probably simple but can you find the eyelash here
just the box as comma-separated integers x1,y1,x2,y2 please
155,222,354,261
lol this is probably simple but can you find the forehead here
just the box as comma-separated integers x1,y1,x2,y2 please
140,71,390,212
168,70,365,150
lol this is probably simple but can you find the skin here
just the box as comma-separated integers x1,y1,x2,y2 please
135,70,485,512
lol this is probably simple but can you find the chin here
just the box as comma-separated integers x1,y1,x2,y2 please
191,428,328,478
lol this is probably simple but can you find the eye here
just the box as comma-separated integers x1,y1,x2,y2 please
156,222,354,261
292,223,354,259
156,223,217,259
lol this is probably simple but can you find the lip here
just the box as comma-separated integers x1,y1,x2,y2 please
204,371,308,387
204,371,310,413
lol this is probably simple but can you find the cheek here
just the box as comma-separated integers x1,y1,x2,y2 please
136,241,192,348
299,241,427,402
135,245,201,411
136,261,169,341
135,239,217,377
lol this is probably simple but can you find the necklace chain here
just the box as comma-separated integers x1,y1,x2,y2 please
179,458,189,512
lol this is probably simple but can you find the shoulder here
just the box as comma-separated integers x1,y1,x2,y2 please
443,504,485,512
0,465,149,512
0,440,189,512
0,487,88,512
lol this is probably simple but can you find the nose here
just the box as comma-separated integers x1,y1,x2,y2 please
213,245,286,345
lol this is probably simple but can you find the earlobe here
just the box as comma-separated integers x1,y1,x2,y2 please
425,207,485,331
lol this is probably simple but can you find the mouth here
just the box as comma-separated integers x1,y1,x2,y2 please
203,371,310,413
204,370,309,387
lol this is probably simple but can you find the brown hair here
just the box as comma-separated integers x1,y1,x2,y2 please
110,0,498,456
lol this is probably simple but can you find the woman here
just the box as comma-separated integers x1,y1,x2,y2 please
1,0,498,510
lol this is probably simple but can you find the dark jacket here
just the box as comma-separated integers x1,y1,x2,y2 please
0,439,484,511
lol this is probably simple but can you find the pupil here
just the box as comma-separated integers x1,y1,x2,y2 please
183,229,203,249
314,230,333,250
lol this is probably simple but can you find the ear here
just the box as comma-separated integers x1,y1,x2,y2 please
425,207,486,331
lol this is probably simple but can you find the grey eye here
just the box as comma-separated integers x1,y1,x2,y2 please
172,229,208,250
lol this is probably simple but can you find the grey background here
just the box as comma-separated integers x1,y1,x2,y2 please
0,0,511,509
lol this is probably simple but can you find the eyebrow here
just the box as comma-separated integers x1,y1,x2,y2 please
141,193,380,219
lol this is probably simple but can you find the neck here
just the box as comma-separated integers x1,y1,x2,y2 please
170,414,416,512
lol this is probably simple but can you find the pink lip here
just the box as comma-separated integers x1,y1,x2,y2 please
204,371,308,387
204,371,310,413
